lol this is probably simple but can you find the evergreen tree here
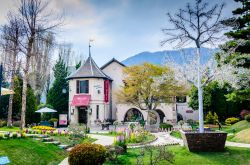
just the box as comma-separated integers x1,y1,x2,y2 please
47,56,69,116
0,76,38,124
216,0,250,104
218,0,250,68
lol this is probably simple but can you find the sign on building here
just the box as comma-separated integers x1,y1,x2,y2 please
59,114,68,126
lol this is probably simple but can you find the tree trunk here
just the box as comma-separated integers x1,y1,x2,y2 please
7,51,17,127
20,55,31,129
197,48,204,133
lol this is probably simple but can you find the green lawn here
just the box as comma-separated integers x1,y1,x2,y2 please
0,126,20,132
105,146,250,165
170,131,182,139
90,132,116,137
0,138,67,165
214,120,250,143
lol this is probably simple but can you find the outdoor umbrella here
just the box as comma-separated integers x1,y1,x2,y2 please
35,107,57,113
36,107,57,124
1,88,14,95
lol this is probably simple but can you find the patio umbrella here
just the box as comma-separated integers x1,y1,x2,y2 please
35,107,57,113
1,88,14,95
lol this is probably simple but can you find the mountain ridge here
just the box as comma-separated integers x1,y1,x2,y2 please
122,47,218,66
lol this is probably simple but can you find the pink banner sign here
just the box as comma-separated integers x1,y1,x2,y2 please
104,80,109,102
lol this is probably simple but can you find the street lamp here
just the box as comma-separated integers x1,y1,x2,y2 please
62,88,67,94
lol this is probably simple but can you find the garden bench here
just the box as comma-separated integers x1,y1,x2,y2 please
101,122,110,130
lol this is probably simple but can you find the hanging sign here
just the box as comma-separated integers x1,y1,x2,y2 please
104,80,109,102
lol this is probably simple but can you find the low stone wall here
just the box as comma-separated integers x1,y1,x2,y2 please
180,130,227,152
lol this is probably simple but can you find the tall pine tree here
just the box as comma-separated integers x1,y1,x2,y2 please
47,56,69,117
218,0,250,68
216,0,250,104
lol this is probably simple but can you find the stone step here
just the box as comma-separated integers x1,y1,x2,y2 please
26,134,48,138
44,141,60,145
66,147,74,152
58,144,70,149
42,137,54,142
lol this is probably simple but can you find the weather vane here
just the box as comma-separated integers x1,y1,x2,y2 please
89,39,94,57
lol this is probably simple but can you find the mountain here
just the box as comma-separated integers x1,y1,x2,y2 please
122,47,218,66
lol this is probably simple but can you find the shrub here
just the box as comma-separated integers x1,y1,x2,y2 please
129,123,136,132
106,145,124,162
205,111,218,124
160,123,173,130
68,143,107,165
136,145,174,165
68,124,86,139
225,117,239,125
0,133,5,139
240,109,250,119
32,126,56,131
245,114,250,122
187,119,197,126
13,121,21,127
0,120,7,127
49,118,58,122
12,133,18,138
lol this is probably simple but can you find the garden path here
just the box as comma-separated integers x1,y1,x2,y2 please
226,141,250,148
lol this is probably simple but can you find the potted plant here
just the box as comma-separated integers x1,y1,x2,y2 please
49,118,58,128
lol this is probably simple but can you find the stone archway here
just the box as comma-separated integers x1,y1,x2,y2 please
124,108,144,122
155,109,165,123
177,113,183,122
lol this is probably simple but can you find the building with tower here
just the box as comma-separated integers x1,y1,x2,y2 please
66,44,198,126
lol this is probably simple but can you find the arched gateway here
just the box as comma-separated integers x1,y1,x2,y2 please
124,108,144,122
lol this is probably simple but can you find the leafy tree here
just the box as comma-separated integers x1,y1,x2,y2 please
118,63,186,124
47,56,69,117
189,81,247,121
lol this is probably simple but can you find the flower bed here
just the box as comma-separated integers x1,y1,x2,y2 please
32,126,56,131
0,132,26,139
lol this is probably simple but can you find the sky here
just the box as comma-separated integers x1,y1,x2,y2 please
0,0,238,66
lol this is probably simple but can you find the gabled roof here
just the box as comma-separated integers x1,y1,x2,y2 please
66,56,112,80
100,58,126,70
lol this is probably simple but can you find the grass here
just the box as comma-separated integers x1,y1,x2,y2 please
230,128,250,144
90,132,116,137
170,131,182,139
127,133,156,145
0,138,67,165
105,146,250,165
0,126,20,132
212,120,250,143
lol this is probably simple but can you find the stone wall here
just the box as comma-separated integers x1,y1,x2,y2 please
180,130,227,152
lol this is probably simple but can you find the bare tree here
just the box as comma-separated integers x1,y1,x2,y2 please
162,0,225,133
30,32,55,104
15,0,61,129
1,13,23,127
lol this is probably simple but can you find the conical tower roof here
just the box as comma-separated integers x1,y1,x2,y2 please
66,56,112,80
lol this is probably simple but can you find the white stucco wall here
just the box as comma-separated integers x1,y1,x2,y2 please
176,103,199,121
116,103,178,125
102,61,125,120
68,78,110,125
